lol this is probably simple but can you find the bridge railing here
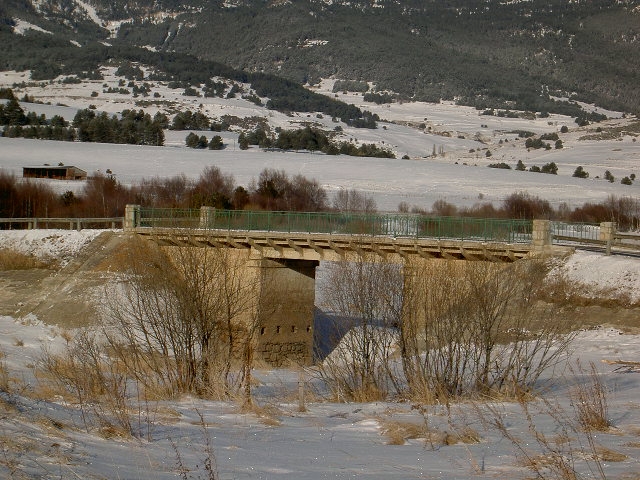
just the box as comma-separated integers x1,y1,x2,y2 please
551,221,601,245
138,207,533,243
0,217,123,230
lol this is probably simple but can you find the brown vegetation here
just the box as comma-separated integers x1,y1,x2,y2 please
0,248,52,270
3,168,639,229
401,258,574,401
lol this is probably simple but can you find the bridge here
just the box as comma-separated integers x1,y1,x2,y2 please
124,206,553,262
120,206,578,367
2,206,634,366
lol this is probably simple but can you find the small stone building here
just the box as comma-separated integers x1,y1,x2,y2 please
23,165,87,180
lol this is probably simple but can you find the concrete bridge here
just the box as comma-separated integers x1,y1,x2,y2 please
124,205,557,261
123,205,578,367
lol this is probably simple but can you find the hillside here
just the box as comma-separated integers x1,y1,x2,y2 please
1,0,640,115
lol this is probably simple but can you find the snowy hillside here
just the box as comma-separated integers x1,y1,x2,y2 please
1,69,639,211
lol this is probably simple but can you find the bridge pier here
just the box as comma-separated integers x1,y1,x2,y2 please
124,204,140,231
254,257,319,367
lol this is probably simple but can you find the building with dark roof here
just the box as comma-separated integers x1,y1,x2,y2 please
23,166,87,180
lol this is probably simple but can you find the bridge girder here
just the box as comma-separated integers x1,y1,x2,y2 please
135,228,534,263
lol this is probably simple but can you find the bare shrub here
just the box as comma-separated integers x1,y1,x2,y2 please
402,258,575,401
569,361,611,432
477,395,617,480
172,410,219,480
332,188,377,213
316,253,403,401
104,236,261,400
38,330,133,437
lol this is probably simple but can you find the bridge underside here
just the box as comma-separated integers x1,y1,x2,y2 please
137,228,533,263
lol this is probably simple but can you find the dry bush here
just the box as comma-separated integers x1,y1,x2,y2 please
172,410,219,480
569,361,611,432
478,396,612,480
316,252,403,402
402,258,575,401
37,330,134,437
0,248,52,271
104,236,262,401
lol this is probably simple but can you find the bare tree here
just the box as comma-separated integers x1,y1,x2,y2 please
332,188,377,213
104,237,261,399
317,252,403,401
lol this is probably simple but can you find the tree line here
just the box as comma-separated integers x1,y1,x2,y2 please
2,166,639,230
1,89,165,146
238,126,395,158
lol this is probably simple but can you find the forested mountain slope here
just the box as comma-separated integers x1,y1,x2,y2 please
1,0,639,115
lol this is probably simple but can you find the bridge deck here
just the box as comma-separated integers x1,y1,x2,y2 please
134,227,534,262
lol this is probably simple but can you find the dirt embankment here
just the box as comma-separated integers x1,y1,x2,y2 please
0,231,127,328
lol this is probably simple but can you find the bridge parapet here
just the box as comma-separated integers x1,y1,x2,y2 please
130,206,534,245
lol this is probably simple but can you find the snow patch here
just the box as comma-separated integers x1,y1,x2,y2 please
550,250,640,302
0,229,104,266
74,0,104,27
12,19,53,35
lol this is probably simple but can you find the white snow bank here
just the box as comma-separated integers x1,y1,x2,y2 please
12,19,53,35
551,250,640,302
0,229,104,266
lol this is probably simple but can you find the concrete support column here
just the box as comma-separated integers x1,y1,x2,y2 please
124,204,140,231
255,258,319,367
599,222,616,256
532,219,552,251
199,206,216,229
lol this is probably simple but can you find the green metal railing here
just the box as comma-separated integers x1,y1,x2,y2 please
138,208,533,243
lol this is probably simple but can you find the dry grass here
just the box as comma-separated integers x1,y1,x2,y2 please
569,361,611,432
379,418,480,447
592,446,627,462
0,248,53,271
380,420,428,445
0,351,8,393
542,270,637,310
37,332,135,437
237,402,283,427
518,453,580,480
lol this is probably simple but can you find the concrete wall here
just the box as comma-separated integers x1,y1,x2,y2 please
255,258,319,367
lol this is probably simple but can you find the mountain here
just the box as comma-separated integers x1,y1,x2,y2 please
1,0,640,115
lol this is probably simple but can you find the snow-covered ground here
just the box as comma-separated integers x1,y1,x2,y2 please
1,68,639,211
1,230,640,479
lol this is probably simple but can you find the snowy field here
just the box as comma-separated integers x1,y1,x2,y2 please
1,69,639,211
